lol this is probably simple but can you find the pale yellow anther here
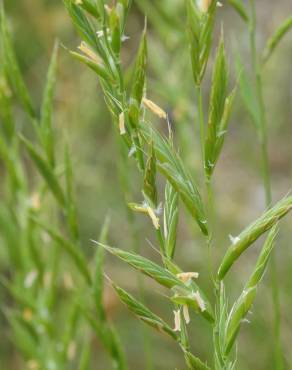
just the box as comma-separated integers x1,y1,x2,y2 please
63,272,74,290
43,271,52,288
173,310,181,332
129,202,160,229
30,192,40,210
23,308,33,322
0,76,12,97
24,270,38,288
119,112,126,135
27,360,40,370
78,42,101,64
147,206,160,229
142,97,167,120
177,272,199,283
193,291,206,312
67,341,77,360
183,305,190,324
75,0,83,5
199,0,212,12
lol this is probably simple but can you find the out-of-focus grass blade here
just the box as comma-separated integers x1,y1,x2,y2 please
0,205,23,268
136,0,182,33
227,0,248,22
263,16,292,63
0,73,14,140
83,310,128,370
141,123,208,235
0,134,22,191
236,54,260,130
93,216,110,322
61,302,80,362
64,144,79,240
93,241,183,289
6,312,40,359
78,340,91,370
0,5,35,118
107,323,129,370
19,135,66,207
40,41,58,167
218,196,292,279
110,281,177,340
164,182,179,259
31,218,91,284
1,278,36,310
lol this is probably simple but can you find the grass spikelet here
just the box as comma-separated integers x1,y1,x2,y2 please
263,15,292,63
218,196,292,279
164,182,179,259
110,280,177,340
92,241,184,289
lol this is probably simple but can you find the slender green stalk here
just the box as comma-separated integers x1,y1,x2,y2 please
117,138,154,370
195,85,206,177
249,1,283,368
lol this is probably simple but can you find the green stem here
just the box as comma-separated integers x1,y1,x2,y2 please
195,84,206,176
249,2,283,368
205,181,216,284
128,209,154,370
117,138,153,370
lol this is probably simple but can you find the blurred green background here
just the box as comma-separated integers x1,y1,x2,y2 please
1,0,292,369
